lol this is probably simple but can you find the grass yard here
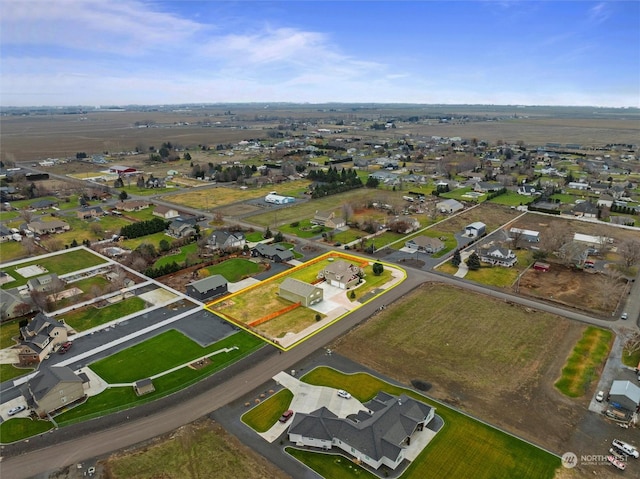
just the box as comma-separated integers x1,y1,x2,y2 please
299,367,560,479
0,364,32,382
1,248,108,290
245,231,265,242
488,190,536,206
241,389,294,432
120,231,169,250
0,417,54,444
90,329,262,383
0,317,22,349
120,208,156,222
554,327,613,398
103,420,290,479
60,297,146,332
0,210,20,221
287,448,377,479
278,219,326,239
0,240,29,262
153,243,199,268
622,348,640,368
460,250,533,288
199,258,264,282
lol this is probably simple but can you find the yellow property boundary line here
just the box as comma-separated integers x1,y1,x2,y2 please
204,252,406,351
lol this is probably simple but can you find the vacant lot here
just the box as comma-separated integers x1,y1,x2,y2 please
332,283,590,453
430,202,521,235
103,418,291,479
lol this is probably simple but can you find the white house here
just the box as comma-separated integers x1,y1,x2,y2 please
480,246,517,267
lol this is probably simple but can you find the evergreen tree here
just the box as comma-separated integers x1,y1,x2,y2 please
451,249,461,267
466,252,481,271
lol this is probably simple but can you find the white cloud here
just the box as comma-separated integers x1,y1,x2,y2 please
588,2,611,24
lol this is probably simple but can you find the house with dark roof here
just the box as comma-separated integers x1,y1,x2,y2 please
185,275,228,302
405,236,444,254
207,230,246,251
30,199,58,210
0,288,34,320
517,184,537,196
312,210,346,229
572,201,598,218
26,273,62,293
77,205,105,219
18,313,67,365
479,245,517,267
473,181,502,193
20,366,85,417
252,243,294,263
167,218,196,238
278,278,323,307
317,260,363,289
0,225,13,242
288,392,436,471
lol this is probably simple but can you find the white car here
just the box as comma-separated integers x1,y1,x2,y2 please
7,405,25,416
595,391,605,402
337,389,351,399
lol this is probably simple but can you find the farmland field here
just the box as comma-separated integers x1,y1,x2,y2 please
331,283,589,453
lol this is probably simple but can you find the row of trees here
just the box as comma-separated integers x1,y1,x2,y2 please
120,218,168,239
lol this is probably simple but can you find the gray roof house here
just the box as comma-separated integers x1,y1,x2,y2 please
479,245,517,267
317,260,363,289
572,201,598,218
26,273,61,293
288,392,436,471
0,288,34,320
20,366,85,418
18,312,68,365
609,380,640,412
207,230,246,251
278,278,323,307
186,275,228,302
252,243,294,263
405,236,445,254
312,210,346,229
168,219,196,238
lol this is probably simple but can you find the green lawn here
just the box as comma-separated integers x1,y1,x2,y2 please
0,210,20,221
0,363,32,382
90,329,262,383
68,275,110,294
120,208,156,222
0,240,26,262
1,249,108,289
154,243,199,268
0,317,22,349
462,250,533,288
245,231,265,242
278,219,325,239
548,193,575,204
555,327,613,397
488,191,536,206
121,232,169,250
622,348,640,368
287,448,378,479
242,389,294,432
0,417,54,444
299,367,560,479
60,297,146,332
201,258,263,282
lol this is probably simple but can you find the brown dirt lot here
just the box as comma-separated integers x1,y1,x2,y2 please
331,283,594,454
434,202,521,234
518,265,627,316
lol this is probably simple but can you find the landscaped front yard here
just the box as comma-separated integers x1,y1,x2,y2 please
60,297,146,332
199,258,265,283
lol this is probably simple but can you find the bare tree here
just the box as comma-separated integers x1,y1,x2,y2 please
341,202,354,225
622,332,640,360
510,228,526,250
597,268,624,309
619,239,640,267
30,290,50,312
20,209,34,223
541,222,571,255
22,238,37,255
47,277,67,305
90,222,103,237
42,237,63,252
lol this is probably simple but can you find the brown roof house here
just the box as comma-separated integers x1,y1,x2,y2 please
18,312,68,366
153,205,180,219
26,220,70,235
405,236,444,254
278,278,323,307
312,210,346,229
115,200,151,212
317,260,363,289
20,366,85,417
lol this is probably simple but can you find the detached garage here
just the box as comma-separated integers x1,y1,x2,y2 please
186,275,228,302
609,380,640,412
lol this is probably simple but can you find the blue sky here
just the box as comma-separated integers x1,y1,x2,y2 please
1,0,638,107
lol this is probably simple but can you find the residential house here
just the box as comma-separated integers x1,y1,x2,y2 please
572,201,598,218
109,165,138,175
405,236,445,254
18,312,68,365
207,230,246,251
252,243,294,263
609,380,640,413
465,222,486,238
185,275,228,302
167,219,196,238
26,220,70,235
278,278,323,307
517,184,537,196
0,225,13,242
317,260,362,289
115,200,151,212
26,273,61,293
479,245,517,267
597,194,615,208
388,216,420,234
76,205,105,219
30,199,58,210
288,392,435,471
312,210,346,229
436,199,464,214
0,288,34,320
20,366,85,417
473,181,502,193
153,205,180,219
567,182,589,190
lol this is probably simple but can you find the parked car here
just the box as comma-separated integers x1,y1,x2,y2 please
596,390,605,402
58,341,72,354
621,312,628,320
337,389,352,399
279,410,294,423
7,405,25,416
